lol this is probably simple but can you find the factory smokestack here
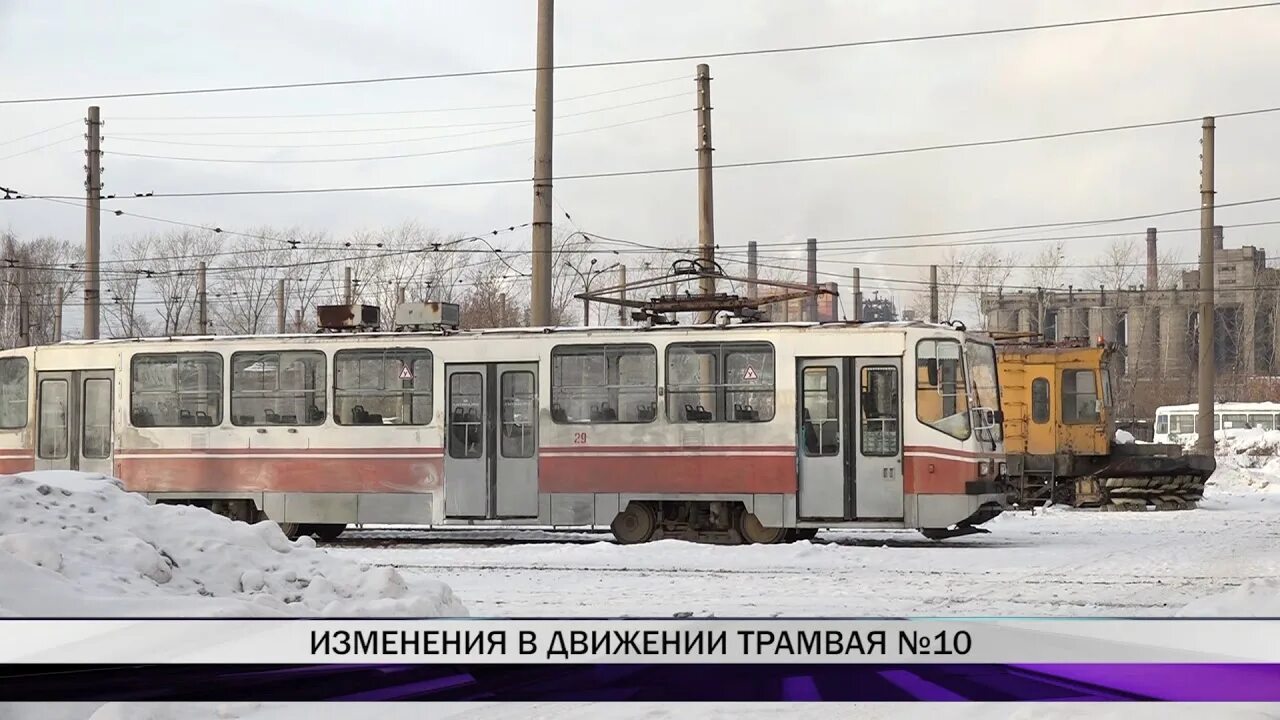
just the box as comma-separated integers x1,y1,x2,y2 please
1146,227,1158,290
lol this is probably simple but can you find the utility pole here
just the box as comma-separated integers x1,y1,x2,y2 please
276,279,287,334
746,241,758,300
929,265,940,323
396,284,406,306
53,287,64,342
16,271,29,347
805,238,818,321
1196,116,1216,455
196,261,208,335
855,266,865,319
344,267,353,305
617,265,628,326
529,0,554,327
696,63,716,323
83,105,102,340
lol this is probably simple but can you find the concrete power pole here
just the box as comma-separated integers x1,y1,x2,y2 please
83,105,103,340
855,266,865,319
805,237,818,321
53,287,64,342
196,261,208,334
696,63,716,323
1196,116,1216,455
929,265,940,323
617,265,628,326
16,271,29,347
746,241,759,300
276,279,287,334
529,0,554,327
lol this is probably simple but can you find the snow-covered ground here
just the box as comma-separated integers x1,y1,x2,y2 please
0,471,465,617
334,491,1280,617
316,432,1280,618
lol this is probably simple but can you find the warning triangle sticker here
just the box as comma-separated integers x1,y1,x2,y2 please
399,364,414,380
742,366,758,381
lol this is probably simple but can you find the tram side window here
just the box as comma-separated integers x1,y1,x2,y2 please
550,344,657,424
0,357,29,429
665,342,775,424
860,366,900,457
1223,413,1249,430
1031,378,1050,424
231,351,326,426
915,339,970,440
1249,413,1276,431
1061,369,1099,424
1171,414,1196,434
334,348,432,426
131,353,223,427
1155,414,1168,435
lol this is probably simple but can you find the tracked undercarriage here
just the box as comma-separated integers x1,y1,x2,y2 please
1008,443,1214,511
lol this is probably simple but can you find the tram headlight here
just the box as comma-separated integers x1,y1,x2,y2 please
978,460,991,477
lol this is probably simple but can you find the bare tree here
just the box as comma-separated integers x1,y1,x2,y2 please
967,246,1018,328
908,247,966,323
211,230,291,335
459,259,524,329
1095,238,1140,291
0,233,85,347
1026,241,1067,291
1158,247,1185,290
103,235,154,339
145,229,220,335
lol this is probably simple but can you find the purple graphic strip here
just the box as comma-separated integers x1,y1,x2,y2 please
1,664,1279,701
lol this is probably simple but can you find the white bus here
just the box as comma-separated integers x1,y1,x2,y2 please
1153,402,1280,444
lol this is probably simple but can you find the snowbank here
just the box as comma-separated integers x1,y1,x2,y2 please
1206,429,1280,495
1179,579,1280,617
1114,429,1135,445
0,471,466,617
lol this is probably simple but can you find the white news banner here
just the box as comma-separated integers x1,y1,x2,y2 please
2,619,1280,665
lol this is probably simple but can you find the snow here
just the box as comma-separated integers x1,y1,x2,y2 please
4,702,1279,720
1205,428,1280,494
0,471,466,618
1114,429,1135,444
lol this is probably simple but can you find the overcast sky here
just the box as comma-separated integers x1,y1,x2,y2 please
2,0,1278,322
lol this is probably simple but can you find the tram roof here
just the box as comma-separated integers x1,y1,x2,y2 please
11,320,976,350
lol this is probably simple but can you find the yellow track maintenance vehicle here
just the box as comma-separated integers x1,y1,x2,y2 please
995,335,1213,510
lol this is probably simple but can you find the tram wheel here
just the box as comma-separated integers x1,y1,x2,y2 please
738,511,788,545
611,503,658,545
277,523,303,541
310,524,347,542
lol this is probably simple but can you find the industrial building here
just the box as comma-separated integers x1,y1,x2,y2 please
982,226,1280,417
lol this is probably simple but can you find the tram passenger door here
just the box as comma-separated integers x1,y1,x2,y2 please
443,363,540,519
34,370,115,476
853,359,903,519
797,359,849,520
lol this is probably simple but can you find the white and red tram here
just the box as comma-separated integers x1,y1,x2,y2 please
0,321,1006,543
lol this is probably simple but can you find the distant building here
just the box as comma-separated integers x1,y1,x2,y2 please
981,226,1280,417
760,284,899,323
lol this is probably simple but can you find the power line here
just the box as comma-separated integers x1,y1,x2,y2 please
110,76,689,121
19,102,1276,198
5,3,1275,105
0,136,80,162
104,110,688,164
0,121,79,146
105,93,689,138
